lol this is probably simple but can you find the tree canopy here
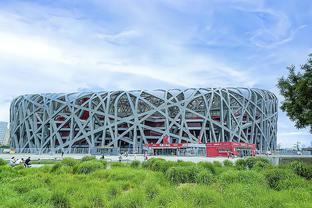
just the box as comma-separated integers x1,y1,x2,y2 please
277,54,312,132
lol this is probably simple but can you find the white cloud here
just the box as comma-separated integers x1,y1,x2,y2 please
0,0,311,148
0,32,65,63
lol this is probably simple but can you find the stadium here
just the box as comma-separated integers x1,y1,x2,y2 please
10,88,278,155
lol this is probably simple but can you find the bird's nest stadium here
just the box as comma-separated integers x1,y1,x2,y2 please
10,88,278,155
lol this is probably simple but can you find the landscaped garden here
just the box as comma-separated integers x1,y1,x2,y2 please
0,156,311,208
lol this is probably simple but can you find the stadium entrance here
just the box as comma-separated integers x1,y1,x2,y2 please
144,143,185,156
144,143,207,156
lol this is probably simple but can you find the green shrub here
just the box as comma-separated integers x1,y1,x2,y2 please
81,155,96,162
253,160,270,170
110,190,145,208
61,157,79,167
150,159,174,173
235,159,246,170
0,158,7,166
51,191,71,208
245,157,257,169
264,168,291,190
178,184,221,207
219,170,265,185
213,161,222,168
73,160,106,174
176,160,195,167
223,160,233,167
55,166,73,174
144,179,160,199
196,170,214,185
166,166,200,183
153,188,177,207
12,176,43,194
106,182,122,198
245,157,270,169
197,162,216,174
51,162,63,173
26,188,51,205
51,158,80,173
142,158,175,173
13,164,25,170
111,162,129,168
130,160,141,168
290,161,312,180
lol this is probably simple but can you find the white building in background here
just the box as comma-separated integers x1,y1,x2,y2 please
0,121,9,145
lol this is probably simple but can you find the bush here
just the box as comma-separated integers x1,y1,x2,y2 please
196,171,214,185
176,160,195,167
166,166,200,183
235,159,246,170
130,160,141,168
219,170,265,185
110,162,128,168
245,157,270,169
110,190,145,208
178,184,221,207
245,157,257,169
290,161,312,180
51,191,71,208
26,188,51,205
51,158,80,173
51,162,63,173
81,155,96,162
264,168,293,190
143,178,160,199
73,160,106,174
253,160,270,170
213,161,222,168
223,160,233,167
197,162,216,174
61,157,79,167
148,159,175,173
0,158,7,166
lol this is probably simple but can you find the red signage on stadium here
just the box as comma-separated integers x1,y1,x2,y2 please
206,142,256,157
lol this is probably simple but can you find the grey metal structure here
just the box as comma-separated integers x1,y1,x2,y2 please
10,88,278,154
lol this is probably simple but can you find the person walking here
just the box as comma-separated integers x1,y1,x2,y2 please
24,157,31,168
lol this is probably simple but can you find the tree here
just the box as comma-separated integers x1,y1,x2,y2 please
277,53,312,132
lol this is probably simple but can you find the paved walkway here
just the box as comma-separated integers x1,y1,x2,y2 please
0,153,240,163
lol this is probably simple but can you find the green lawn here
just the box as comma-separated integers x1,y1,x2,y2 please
0,157,311,208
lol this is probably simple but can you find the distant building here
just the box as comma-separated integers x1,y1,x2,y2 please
0,121,9,145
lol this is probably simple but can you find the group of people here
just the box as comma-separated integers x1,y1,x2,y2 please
9,156,31,167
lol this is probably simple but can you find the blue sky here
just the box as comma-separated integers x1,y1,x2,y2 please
0,0,311,148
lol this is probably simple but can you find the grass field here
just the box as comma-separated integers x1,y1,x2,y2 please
0,156,311,208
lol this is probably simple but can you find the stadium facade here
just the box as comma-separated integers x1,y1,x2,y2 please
10,88,278,154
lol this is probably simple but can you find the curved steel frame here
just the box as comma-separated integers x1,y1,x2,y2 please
10,88,278,153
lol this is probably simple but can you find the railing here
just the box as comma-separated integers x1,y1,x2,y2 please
12,147,145,155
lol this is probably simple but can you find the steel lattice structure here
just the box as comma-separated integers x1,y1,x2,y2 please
10,88,278,153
